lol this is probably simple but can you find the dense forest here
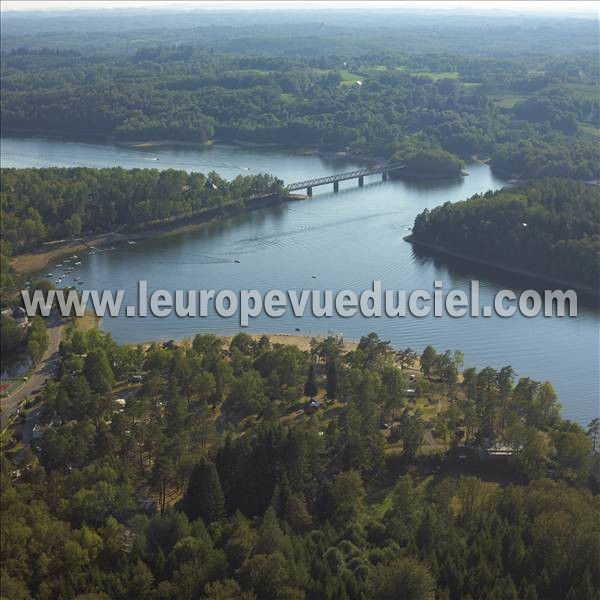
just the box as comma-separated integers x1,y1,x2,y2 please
2,10,597,56
2,326,599,599
0,167,284,253
1,9,599,599
410,179,600,290
1,39,598,180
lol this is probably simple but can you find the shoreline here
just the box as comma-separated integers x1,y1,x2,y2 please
3,130,464,179
222,332,360,354
3,128,373,160
8,163,465,277
11,194,286,275
405,234,599,298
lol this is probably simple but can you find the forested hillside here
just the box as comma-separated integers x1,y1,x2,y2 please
1,43,598,179
2,327,599,599
410,179,600,289
0,168,283,253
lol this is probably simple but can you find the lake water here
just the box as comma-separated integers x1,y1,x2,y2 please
3,136,599,424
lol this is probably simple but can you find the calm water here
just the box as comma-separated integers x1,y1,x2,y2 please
3,136,599,424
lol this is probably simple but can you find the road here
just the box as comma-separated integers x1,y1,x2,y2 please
1,315,63,427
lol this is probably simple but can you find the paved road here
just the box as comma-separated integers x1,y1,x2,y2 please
1,315,63,427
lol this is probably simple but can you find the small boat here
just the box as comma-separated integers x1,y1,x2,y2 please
74,276,80,281
78,281,84,285
128,241,136,245
46,273,53,277
311,275,317,279
234,259,241,263
295,328,301,332
74,261,82,266
55,263,62,267
71,255,78,259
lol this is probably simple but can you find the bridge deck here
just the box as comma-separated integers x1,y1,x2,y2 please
286,163,404,191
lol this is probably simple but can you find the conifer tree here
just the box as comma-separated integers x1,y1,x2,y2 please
304,363,318,398
326,361,338,399
183,457,225,523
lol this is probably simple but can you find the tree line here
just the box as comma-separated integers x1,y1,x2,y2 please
1,326,598,599
2,47,598,180
0,167,284,254
411,179,600,289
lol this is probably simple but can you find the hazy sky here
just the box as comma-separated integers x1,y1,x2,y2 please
2,0,598,15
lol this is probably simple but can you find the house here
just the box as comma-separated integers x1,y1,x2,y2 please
32,424,45,440
482,442,517,461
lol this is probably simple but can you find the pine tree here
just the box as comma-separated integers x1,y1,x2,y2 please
83,348,114,394
326,361,338,399
420,345,437,378
183,457,225,523
304,363,318,398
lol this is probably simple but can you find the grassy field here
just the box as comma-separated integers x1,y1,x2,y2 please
488,92,528,109
310,67,362,86
580,123,600,138
413,70,459,80
339,69,363,85
565,82,599,99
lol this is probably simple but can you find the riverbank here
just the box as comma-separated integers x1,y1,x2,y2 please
405,234,599,298
223,333,360,353
3,130,467,179
11,194,286,275
391,168,468,181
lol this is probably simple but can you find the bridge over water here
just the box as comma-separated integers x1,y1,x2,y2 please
286,162,405,196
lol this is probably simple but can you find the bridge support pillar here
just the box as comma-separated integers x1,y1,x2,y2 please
382,171,388,181
358,176,364,187
306,186,312,197
333,181,339,192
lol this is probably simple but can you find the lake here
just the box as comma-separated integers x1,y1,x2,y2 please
3,135,599,424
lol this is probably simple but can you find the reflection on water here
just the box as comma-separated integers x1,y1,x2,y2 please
4,136,598,424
